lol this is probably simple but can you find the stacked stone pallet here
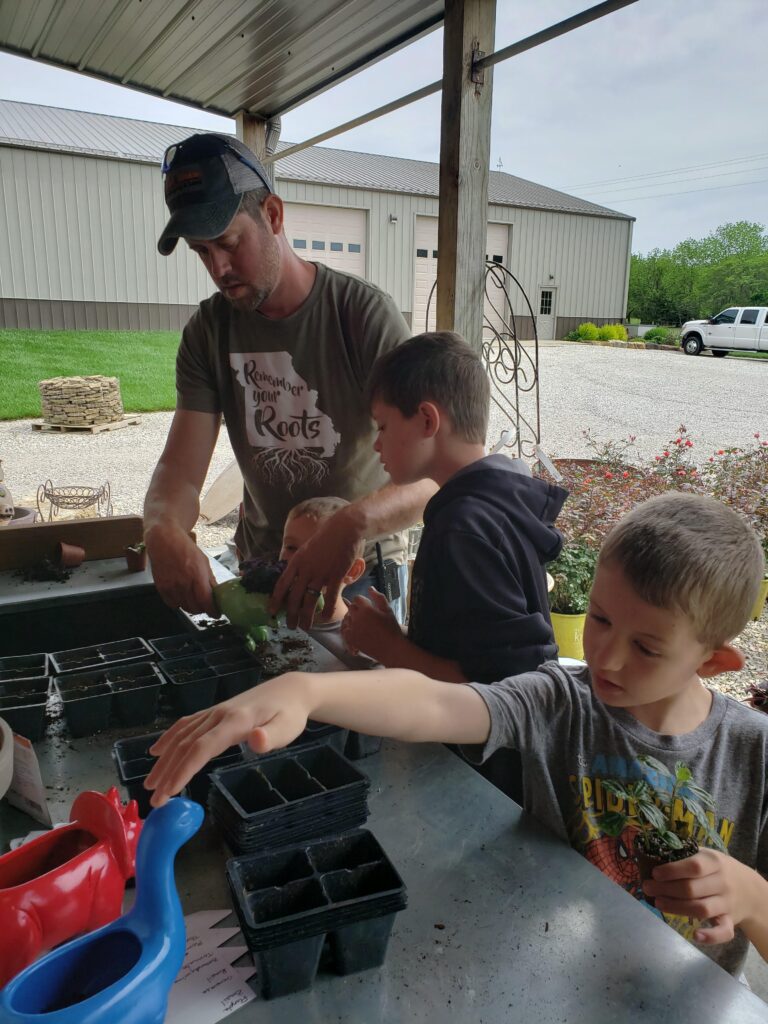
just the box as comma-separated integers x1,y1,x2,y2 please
38,376,124,426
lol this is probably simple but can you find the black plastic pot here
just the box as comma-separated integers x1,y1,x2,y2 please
112,731,163,817
186,745,247,805
226,829,407,1000
158,652,261,714
0,687,48,742
148,628,241,660
54,678,112,738
0,653,50,684
108,663,164,726
50,637,155,675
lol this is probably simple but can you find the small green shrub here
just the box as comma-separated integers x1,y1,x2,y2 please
643,326,670,343
598,323,629,340
577,322,600,340
548,543,599,615
564,329,581,340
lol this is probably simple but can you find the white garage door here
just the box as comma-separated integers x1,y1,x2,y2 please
283,203,366,278
413,216,509,335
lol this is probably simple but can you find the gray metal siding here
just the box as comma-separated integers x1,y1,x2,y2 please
1,144,631,333
0,145,213,306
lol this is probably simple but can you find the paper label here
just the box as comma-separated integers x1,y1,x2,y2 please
6,734,52,827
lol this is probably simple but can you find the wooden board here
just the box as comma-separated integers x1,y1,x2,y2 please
31,417,141,434
0,515,144,570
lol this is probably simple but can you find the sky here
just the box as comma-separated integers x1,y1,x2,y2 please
1,0,766,254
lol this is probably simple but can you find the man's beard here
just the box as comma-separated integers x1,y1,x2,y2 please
223,283,272,312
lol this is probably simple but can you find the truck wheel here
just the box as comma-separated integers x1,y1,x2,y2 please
712,350,728,358
683,335,702,356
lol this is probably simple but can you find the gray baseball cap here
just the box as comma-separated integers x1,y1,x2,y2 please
158,133,273,256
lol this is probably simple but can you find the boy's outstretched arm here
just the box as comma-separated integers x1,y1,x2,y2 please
144,667,491,807
644,849,768,961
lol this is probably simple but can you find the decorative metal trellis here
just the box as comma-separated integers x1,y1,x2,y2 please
36,480,113,522
424,261,541,459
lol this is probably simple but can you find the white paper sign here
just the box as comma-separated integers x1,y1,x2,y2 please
6,734,52,827
166,910,256,1024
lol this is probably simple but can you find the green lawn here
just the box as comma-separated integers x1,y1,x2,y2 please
0,329,179,420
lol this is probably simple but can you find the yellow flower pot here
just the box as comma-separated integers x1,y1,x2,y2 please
551,612,587,660
752,578,768,621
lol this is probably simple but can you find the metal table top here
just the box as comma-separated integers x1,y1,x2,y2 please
1,732,764,1022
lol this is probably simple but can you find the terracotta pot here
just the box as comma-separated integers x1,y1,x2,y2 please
56,542,85,568
125,547,148,573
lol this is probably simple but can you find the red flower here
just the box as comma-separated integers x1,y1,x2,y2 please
685,439,693,447
622,471,629,478
717,450,724,455
754,433,760,439
604,472,613,480
663,451,670,457
673,438,682,445
677,470,686,476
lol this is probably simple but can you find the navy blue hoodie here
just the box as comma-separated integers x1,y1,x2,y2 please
408,454,568,684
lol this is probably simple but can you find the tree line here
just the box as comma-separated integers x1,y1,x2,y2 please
627,221,768,325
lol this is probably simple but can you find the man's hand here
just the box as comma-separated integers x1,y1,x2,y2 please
144,672,313,806
271,509,363,629
145,521,217,615
342,588,404,664
642,848,755,945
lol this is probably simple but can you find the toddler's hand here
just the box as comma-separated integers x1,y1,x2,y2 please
342,587,403,664
642,847,752,945
144,672,312,807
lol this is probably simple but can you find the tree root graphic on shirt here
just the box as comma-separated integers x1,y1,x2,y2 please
252,447,329,490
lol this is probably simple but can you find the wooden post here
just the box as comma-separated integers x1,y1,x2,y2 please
235,110,275,187
436,0,496,351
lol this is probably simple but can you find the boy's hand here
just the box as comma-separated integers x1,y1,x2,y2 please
642,848,754,945
342,587,404,664
144,673,313,807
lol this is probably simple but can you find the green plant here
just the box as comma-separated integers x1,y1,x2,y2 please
126,542,146,554
581,428,638,468
576,322,600,340
548,543,598,614
642,326,670,343
599,755,726,858
564,328,581,341
597,323,628,341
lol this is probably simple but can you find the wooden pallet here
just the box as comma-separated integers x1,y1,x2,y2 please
31,417,141,434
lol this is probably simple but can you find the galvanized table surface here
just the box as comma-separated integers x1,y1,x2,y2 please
1,732,765,1022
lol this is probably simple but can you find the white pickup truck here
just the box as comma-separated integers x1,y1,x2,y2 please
680,306,768,356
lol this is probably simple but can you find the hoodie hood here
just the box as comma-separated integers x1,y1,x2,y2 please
424,453,568,564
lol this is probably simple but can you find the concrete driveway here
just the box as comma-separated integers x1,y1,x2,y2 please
487,343,768,461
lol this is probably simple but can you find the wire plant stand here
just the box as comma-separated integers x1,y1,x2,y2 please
36,480,113,522
423,261,541,459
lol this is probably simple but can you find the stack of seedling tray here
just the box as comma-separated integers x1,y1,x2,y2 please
208,745,370,854
53,661,164,737
0,654,51,741
226,829,407,999
157,650,262,714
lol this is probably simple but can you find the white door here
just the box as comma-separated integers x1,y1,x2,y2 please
704,307,738,349
536,288,556,341
412,216,509,335
282,204,366,279
732,308,761,350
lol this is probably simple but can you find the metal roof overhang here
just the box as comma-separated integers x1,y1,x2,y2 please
0,0,444,119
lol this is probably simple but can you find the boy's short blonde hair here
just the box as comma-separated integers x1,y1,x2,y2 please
285,496,366,558
599,492,765,648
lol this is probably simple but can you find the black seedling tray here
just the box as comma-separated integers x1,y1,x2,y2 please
344,732,383,760
148,628,242,660
209,745,370,854
0,680,49,742
0,653,50,683
53,661,163,737
226,829,406,999
158,652,262,714
213,746,369,821
50,637,155,675
186,745,248,805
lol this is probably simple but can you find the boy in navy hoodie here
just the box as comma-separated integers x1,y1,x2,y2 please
341,331,568,690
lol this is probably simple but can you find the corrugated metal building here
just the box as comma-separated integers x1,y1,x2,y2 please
0,99,633,339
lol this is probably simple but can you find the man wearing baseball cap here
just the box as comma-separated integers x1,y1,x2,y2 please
144,133,433,629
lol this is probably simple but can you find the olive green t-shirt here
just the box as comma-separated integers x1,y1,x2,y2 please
176,263,411,564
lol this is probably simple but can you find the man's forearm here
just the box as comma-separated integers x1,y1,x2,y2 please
143,461,202,537
302,667,490,744
341,480,436,542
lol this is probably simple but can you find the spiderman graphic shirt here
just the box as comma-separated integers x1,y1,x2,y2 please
461,661,768,976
